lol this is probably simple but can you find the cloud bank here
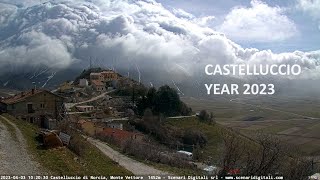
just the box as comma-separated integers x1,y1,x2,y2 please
0,0,319,83
297,0,320,30
219,0,298,42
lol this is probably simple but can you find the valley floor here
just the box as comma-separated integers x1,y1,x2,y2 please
181,96,320,156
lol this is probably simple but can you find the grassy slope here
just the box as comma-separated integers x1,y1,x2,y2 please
98,128,203,175
1,114,132,175
164,116,225,163
182,97,320,156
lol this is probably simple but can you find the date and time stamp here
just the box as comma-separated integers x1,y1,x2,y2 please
0,175,285,180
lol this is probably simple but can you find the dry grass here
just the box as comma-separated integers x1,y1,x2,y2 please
2,114,132,175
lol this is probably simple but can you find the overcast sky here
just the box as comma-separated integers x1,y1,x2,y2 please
158,0,320,52
0,0,319,81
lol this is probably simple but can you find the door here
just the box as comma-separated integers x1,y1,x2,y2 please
40,116,46,128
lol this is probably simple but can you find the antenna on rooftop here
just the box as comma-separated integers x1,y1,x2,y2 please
32,82,36,90
135,63,141,83
127,65,130,78
89,57,92,70
112,56,117,72
96,57,103,68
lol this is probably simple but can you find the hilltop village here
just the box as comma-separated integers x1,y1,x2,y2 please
0,68,319,178
0,68,208,175
0,69,138,129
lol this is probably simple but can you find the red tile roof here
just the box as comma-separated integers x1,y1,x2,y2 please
97,127,143,142
0,89,62,105
101,70,116,74
91,80,104,86
77,119,87,125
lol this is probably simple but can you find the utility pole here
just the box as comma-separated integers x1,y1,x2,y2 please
90,57,92,70
32,82,36,90
132,87,135,105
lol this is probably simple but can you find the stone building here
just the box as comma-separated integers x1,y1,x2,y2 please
101,70,119,81
0,89,64,128
79,79,88,87
91,80,106,91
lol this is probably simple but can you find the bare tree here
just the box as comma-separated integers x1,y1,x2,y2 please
219,130,312,179
244,133,284,175
219,130,246,175
282,157,312,180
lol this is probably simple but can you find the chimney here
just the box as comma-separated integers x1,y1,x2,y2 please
31,89,35,94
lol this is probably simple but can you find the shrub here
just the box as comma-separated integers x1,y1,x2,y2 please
122,140,193,168
136,85,192,117
199,110,210,121
192,144,204,161
198,110,215,124
68,134,86,156
182,129,208,148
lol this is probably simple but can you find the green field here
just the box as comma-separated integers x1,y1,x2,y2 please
181,96,320,156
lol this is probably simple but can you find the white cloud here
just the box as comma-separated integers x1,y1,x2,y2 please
297,0,320,19
0,3,16,25
0,0,318,81
219,0,298,43
0,31,74,69
172,8,194,19
297,0,320,28
195,16,215,27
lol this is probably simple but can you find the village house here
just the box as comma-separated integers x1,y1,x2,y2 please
90,70,118,82
79,79,88,87
101,70,119,81
96,127,144,145
76,105,94,112
58,81,74,93
90,73,104,81
88,70,119,92
0,89,64,128
90,110,109,119
77,119,96,136
107,121,123,130
91,80,106,91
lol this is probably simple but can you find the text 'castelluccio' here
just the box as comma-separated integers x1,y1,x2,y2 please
204,64,302,95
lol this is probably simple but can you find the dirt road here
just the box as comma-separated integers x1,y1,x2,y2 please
86,137,171,175
65,90,115,111
0,115,44,175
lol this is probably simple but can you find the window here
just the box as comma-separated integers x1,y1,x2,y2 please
27,103,34,113
11,104,15,109
40,104,45,108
